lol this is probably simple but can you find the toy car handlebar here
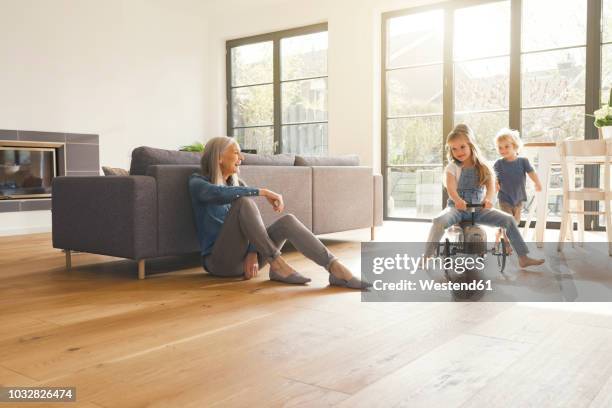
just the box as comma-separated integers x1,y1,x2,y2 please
465,203,484,208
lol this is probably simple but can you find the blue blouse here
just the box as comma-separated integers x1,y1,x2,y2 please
189,174,259,256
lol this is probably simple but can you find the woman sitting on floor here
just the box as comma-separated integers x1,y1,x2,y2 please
189,136,370,289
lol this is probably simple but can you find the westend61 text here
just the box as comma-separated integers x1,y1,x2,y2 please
373,279,493,292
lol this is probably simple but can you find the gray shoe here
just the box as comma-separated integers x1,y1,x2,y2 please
269,269,311,285
329,273,372,290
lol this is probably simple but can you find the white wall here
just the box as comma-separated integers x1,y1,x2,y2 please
205,0,437,171
0,0,209,235
0,0,436,236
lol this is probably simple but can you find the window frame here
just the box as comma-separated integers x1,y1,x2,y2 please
381,0,605,225
226,23,328,154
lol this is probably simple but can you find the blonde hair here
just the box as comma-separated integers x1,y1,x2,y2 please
446,123,492,186
495,128,523,154
200,136,240,186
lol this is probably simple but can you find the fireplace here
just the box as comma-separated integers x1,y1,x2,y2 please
0,130,99,213
0,144,58,199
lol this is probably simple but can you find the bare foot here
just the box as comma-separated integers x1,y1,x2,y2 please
269,256,296,278
329,260,354,281
518,255,545,268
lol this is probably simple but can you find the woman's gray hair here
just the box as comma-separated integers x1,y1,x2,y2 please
200,136,240,186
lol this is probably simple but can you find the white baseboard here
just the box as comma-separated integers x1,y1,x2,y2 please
0,225,52,237
0,210,52,237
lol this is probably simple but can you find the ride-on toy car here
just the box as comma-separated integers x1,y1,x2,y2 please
434,203,508,278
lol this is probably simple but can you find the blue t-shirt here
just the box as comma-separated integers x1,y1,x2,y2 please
493,157,534,206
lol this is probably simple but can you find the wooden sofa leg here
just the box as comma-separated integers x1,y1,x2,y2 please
371,226,376,241
65,250,72,270
138,259,146,280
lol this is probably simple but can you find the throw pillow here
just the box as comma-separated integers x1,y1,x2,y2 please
102,166,129,176
129,146,202,175
294,154,360,166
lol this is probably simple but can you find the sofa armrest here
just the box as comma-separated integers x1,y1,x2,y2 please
146,165,201,256
311,166,374,235
52,176,157,260
373,174,383,226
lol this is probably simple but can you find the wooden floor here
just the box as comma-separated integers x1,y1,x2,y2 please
2,224,612,407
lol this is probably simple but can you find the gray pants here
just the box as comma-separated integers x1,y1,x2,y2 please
203,197,337,277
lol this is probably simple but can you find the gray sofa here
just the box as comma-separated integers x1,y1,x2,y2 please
52,147,383,279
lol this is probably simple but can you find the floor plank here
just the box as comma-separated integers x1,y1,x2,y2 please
336,333,532,408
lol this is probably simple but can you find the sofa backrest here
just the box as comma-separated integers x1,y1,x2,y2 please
294,154,360,166
130,146,201,175
239,165,313,230
242,153,295,166
146,163,313,256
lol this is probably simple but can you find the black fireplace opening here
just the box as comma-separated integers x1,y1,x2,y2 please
0,147,57,199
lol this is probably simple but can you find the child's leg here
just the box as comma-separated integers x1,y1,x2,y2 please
478,209,544,267
512,203,523,224
425,207,462,256
498,201,517,254
476,208,529,256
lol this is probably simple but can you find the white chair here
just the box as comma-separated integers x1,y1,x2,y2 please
557,138,612,255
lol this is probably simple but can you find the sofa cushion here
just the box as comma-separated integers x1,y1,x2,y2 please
295,154,360,166
129,146,202,175
102,166,129,176
242,153,295,166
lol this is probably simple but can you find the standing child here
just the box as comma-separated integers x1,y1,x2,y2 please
426,124,544,268
493,128,542,252
494,128,542,221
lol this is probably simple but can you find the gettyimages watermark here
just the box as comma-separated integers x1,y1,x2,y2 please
360,242,612,302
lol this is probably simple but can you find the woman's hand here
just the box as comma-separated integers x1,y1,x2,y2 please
259,188,284,213
243,252,259,279
455,198,467,211
482,199,493,209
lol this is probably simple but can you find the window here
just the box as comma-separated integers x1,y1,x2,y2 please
521,0,587,143
453,1,510,160
227,24,328,155
382,0,609,221
384,10,444,219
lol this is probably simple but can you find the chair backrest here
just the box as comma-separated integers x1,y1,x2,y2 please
558,139,610,158
558,138,612,194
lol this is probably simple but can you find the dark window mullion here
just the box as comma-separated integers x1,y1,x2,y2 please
280,75,328,84
442,7,454,208
226,43,233,136
230,81,274,90
282,120,328,126
381,13,389,219
522,103,586,110
233,124,274,130
586,0,602,140
509,0,521,130
273,37,281,153
521,43,588,55
585,0,603,228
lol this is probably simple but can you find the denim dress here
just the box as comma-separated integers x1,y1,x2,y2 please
447,167,485,208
